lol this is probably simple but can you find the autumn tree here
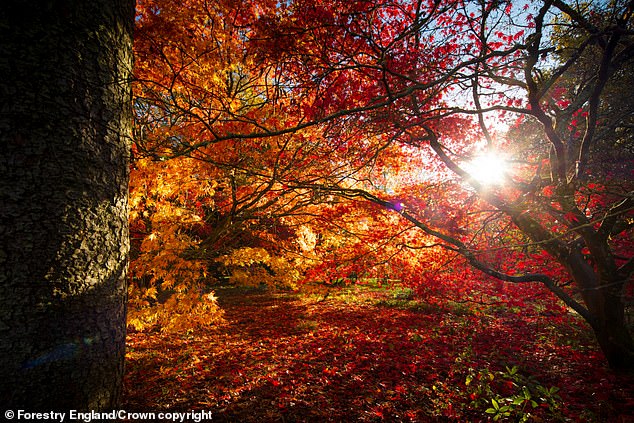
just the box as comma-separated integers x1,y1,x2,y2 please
0,0,134,409
230,0,633,370
130,0,381,327
132,0,633,369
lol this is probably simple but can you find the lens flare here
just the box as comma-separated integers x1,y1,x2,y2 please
465,153,508,186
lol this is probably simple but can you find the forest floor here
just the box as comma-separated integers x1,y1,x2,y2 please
123,285,634,422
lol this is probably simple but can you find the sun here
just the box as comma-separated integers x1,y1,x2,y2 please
464,152,508,186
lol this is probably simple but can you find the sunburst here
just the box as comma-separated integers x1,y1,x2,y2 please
464,153,508,186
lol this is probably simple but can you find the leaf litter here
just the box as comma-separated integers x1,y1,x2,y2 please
124,286,634,422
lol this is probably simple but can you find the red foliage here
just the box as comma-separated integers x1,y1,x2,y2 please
124,287,634,422
131,0,634,370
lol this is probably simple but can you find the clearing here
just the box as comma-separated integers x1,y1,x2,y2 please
124,285,634,422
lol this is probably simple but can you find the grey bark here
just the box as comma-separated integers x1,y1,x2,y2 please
0,0,134,409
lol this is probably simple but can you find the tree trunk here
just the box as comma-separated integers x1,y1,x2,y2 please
586,286,634,371
0,0,134,410
567,252,634,371
594,303,634,371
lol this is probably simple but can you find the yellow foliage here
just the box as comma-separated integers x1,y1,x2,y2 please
144,286,158,300
217,247,302,289
127,289,224,334
129,155,225,333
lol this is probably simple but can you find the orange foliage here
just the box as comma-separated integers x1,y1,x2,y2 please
129,0,633,370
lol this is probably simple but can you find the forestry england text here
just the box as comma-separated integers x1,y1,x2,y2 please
6,409,214,422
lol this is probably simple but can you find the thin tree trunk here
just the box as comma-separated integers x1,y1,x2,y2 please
0,0,134,409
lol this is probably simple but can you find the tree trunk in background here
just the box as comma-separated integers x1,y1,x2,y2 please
564,250,634,371
0,0,134,410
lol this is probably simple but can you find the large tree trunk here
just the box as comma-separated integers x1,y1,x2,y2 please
0,0,134,409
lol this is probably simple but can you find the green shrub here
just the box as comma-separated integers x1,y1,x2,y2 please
465,365,563,422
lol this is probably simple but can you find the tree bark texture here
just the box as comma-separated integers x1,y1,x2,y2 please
0,0,134,410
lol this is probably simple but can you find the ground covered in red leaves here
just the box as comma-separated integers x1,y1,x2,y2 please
123,286,634,422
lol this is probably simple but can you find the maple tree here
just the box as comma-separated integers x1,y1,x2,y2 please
131,0,634,370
